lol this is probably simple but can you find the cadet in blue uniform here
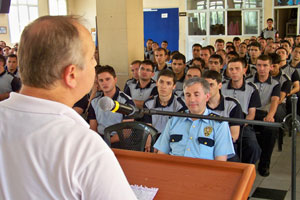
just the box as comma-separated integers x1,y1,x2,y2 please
154,77,235,161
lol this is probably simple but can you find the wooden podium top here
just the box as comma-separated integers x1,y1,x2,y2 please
113,149,256,200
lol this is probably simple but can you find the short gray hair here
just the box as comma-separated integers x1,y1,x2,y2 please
19,15,86,89
183,77,210,94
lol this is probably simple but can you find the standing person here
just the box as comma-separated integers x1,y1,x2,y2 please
144,39,153,59
200,46,212,69
260,18,279,41
154,77,235,161
0,16,137,199
171,53,187,95
6,54,19,78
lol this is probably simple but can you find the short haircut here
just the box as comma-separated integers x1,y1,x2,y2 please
239,42,247,47
172,53,186,64
228,57,247,68
269,53,281,65
266,37,274,41
191,57,205,68
226,41,234,46
233,37,241,42
275,47,288,54
7,54,17,59
215,39,224,44
226,45,236,52
216,49,226,55
293,45,300,50
157,69,176,84
192,43,202,49
141,60,155,71
226,51,239,58
187,66,202,75
280,40,291,47
259,38,267,42
183,77,210,94
131,60,142,66
0,54,6,64
296,35,300,38
97,65,116,77
147,39,153,42
200,46,211,55
162,40,168,44
202,70,222,84
209,54,223,65
257,54,272,64
170,50,179,57
19,15,85,89
249,42,262,50
154,47,167,55
267,18,273,22
152,42,159,46
207,45,215,54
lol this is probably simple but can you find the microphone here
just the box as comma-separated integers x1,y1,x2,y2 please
99,96,138,116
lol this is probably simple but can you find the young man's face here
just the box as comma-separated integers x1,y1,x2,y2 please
295,37,300,46
184,83,210,115
185,68,201,80
215,42,224,51
233,40,241,49
239,44,247,56
256,59,272,77
97,72,117,94
192,46,201,58
292,47,300,62
271,63,280,76
161,42,168,49
139,64,154,81
205,78,222,99
130,63,140,80
259,40,267,50
227,61,245,82
200,49,210,66
208,58,222,73
249,46,261,59
7,57,18,72
171,59,185,75
3,47,10,56
154,50,167,65
156,75,175,98
281,42,291,54
146,40,153,49
267,20,273,28
264,43,276,54
276,49,288,61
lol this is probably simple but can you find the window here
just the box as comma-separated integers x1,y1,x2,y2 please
8,0,39,43
49,0,67,16
187,0,263,36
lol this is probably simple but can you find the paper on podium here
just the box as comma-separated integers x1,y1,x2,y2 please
131,184,159,200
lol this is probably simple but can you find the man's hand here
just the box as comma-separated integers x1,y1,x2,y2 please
264,115,274,122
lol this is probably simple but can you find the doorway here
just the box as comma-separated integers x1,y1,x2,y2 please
274,8,298,38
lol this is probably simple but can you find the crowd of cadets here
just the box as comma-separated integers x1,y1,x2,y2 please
1,34,300,177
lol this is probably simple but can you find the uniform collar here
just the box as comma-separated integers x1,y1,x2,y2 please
2,93,89,128
135,79,155,89
177,73,186,83
207,94,224,111
186,108,211,123
272,70,282,80
254,73,272,84
155,64,168,72
227,78,246,91
155,93,175,108
112,87,120,101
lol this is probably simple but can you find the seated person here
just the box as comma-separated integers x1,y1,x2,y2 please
154,77,235,161
142,69,187,135
208,54,223,73
123,60,141,91
0,54,21,101
88,65,135,142
6,54,19,78
124,60,157,109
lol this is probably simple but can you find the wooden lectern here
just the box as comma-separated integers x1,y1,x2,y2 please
113,149,256,200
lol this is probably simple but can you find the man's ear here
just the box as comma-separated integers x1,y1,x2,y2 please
63,64,77,88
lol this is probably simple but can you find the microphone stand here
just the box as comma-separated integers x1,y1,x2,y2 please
132,96,299,200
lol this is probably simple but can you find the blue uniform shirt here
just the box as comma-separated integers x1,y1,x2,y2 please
154,108,235,160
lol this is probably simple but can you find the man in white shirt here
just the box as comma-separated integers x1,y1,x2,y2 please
0,16,137,200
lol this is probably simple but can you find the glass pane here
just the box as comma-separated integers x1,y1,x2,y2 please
209,0,225,9
210,11,225,35
188,12,207,35
244,11,258,34
18,5,29,28
11,0,18,4
29,7,38,21
8,6,21,43
227,0,242,8
49,0,58,15
27,0,38,5
58,0,67,15
18,0,27,4
244,0,262,8
274,0,299,6
187,0,207,10
228,11,241,35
